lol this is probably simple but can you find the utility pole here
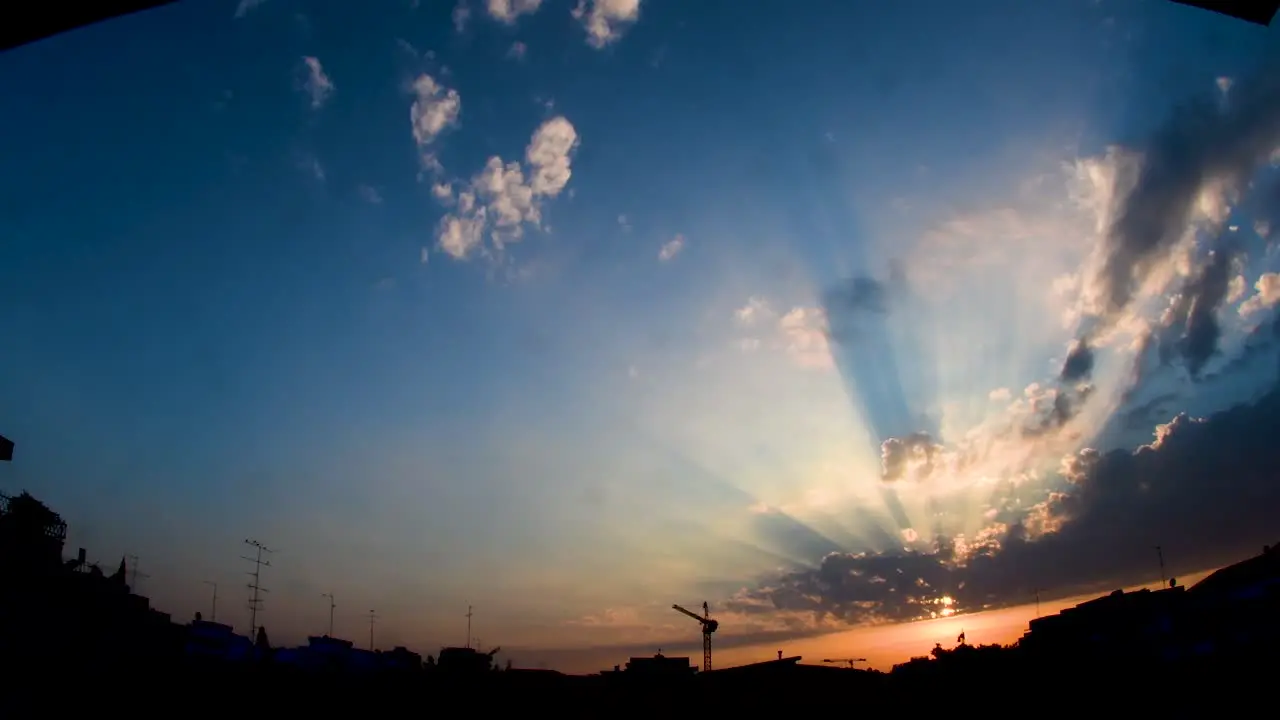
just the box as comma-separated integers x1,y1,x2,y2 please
465,605,473,649
321,593,336,637
1155,545,1167,587
203,581,218,622
368,609,378,651
241,539,273,639
1034,587,1044,618
125,554,150,593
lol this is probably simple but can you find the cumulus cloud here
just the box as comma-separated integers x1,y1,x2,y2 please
410,74,462,174
721,73,1280,632
729,372,1280,625
487,0,542,23
571,0,641,49
433,116,580,260
658,234,684,262
1061,69,1280,384
1240,272,1280,317
299,57,334,110
732,297,833,370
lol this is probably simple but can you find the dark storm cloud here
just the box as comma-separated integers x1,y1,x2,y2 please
1061,71,1280,383
728,339,1280,625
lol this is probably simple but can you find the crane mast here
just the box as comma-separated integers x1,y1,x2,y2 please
822,657,868,669
672,601,718,673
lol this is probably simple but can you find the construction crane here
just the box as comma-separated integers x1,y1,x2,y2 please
672,601,718,673
823,657,868,669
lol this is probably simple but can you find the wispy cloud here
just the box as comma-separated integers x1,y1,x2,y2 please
300,57,334,110
658,234,684,262
358,185,384,205
571,0,641,49
507,41,528,61
234,0,269,19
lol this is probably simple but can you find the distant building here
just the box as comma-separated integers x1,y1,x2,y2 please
1020,585,1188,660
623,652,696,676
437,645,497,672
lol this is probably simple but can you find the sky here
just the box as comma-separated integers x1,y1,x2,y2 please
2,0,1280,673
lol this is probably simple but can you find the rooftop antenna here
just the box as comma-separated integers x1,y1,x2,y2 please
1155,545,1167,587
1034,587,1044,618
465,605,473,649
241,539,273,639
368,609,378,651
125,554,149,593
203,581,218,622
321,593,336,637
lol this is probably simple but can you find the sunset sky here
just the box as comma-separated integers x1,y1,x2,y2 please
2,0,1280,670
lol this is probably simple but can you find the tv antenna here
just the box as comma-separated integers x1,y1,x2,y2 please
465,605,473,648
368,609,378,651
241,539,273,639
321,593,336,637
125,554,150,593
203,580,218,622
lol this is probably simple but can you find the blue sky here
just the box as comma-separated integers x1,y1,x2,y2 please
3,0,1280,670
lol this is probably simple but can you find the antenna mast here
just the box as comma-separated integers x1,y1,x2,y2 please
241,539,274,639
368,609,378,651
466,605,473,648
322,593,336,637
203,581,218,622
1155,545,1166,586
125,554,150,593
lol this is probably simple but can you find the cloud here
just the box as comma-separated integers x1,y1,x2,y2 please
1240,272,1280,317
486,0,542,23
729,366,1280,625
358,185,384,205
720,73,1280,632
508,41,528,61
434,116,580,260
731,297,833,370
571,0,641,49
410,74,462,174
658,234,684,262
1062,69,1280,382
234,0,269,18
300,57,334,110
452,1,471,32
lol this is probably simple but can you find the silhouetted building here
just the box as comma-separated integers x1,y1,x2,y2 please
624,652,696,676
1020,585,1188,660
437,645,498,672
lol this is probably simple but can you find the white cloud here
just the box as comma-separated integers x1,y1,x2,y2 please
487,0,542,23
778,307,832,370
1239,273,1280,317
526,116,578,196
507,41,528,61
300,57,334,110
571,0,641,49
988,387,1012,402
434,116,580,261
411,75,462,173
234,0,269,18
658,234,684,262
1217,76,1234,95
